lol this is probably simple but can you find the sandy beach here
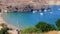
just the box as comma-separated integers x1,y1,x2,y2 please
0,13,6,24
0,13,20,30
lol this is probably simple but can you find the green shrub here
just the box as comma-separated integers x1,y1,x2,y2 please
0,27,8,34
35,21,56,32
0,23,9,34
56,19,60,30
21,27,42,34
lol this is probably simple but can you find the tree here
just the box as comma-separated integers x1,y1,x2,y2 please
56,19,60,30
21,27,41,34
35,21,56,32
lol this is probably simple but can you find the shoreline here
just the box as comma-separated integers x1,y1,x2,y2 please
0,13,20,30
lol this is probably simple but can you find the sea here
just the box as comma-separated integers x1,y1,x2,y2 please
2,5,60,29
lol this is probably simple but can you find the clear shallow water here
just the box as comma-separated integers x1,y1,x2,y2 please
2,6,60,29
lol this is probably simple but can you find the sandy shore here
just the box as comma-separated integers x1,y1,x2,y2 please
0,13,20,30
0,13,6,24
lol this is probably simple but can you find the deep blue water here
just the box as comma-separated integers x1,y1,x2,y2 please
2,6,60,29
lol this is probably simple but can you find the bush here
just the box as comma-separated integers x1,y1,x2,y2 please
21,27,41,34
0,23,9,34
56,19,60,30
0,27,9,34
35,21,56,32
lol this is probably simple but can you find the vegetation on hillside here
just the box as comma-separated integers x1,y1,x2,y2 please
0,19,60,34
21,19,60,33
0,23,9,34
56,19,60,30
21,22,56,33
0,27,8,34
35,22,56,32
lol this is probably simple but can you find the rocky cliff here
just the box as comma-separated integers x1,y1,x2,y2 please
0,0,60,12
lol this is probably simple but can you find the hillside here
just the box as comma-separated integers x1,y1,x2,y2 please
0,0,60,12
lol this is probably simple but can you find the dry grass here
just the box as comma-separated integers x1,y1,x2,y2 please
21,31,60,34
43,31,58,34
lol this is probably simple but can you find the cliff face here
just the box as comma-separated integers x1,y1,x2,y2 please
0,0,60,12
0,0,48,6
0,0,60,5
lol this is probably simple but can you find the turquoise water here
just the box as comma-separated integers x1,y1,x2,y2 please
2,6,60,29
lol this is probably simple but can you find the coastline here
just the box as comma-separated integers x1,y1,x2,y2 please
0,13,20,30
0,13,6,24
